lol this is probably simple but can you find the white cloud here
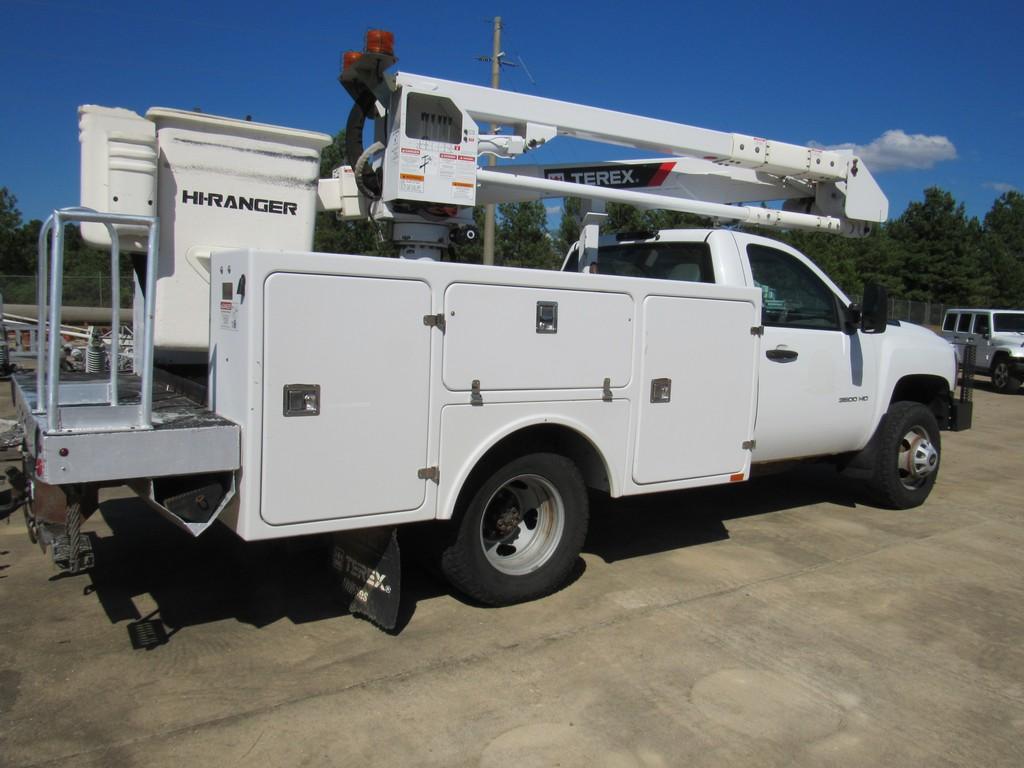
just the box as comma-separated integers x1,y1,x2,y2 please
545,204,562,215
984,181,1017,193
813,129,957,172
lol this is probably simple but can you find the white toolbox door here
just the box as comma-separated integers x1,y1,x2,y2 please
260,273,432,525
633,295,758,484
443,283,633,391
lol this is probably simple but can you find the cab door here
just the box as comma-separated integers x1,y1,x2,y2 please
952,312,979,367
744,241,879,462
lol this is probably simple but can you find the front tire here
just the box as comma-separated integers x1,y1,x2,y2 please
991,358,1022,394
441,453,588,606
867,402,941,509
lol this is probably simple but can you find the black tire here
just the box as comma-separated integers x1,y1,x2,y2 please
991,358,1022,394
866,402,941,509
441,452,588,606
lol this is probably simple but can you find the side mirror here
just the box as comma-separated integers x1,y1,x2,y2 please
844,303,863,334
860,283,888,334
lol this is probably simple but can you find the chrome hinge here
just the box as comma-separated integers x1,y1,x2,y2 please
471,379,483,406
602,377,613,402
742,440,756,450
750,326,764,337
417,466,439,482
423,313,446,331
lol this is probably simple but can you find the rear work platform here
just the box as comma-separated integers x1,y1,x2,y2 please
10,369,239,574
12,371,239,486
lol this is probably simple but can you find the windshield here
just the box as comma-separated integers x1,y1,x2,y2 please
593,241,714,282
993,313,1024,332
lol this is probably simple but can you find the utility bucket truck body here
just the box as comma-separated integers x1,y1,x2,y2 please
6,31,971,626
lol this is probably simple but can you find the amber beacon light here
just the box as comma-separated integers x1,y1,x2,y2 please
364,29,395,56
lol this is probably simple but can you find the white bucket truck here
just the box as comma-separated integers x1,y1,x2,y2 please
7,31,971,627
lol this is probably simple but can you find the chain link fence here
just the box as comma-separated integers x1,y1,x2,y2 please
887,298,949,329
0,275,135,308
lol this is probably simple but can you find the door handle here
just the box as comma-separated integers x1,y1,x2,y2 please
766,348,799,362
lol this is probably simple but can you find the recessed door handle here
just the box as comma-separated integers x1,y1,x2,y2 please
766,348,799,362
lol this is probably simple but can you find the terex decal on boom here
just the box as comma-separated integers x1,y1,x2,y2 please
181,189,298,215
544,162,676,189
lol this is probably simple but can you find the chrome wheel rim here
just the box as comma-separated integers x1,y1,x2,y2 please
897,426,938,490
479,474,565,575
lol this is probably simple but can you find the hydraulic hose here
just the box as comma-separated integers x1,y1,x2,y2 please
345,83,383,200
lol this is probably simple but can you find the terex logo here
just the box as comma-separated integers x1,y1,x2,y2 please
544,161,676,189
181,190,298,216
571,169,636,186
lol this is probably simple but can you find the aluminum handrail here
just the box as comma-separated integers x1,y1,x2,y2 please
35,208,159,432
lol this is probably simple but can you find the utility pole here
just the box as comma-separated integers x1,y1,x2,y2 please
482,16,502,266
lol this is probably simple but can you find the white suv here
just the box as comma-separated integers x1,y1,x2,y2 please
941,308,1024,393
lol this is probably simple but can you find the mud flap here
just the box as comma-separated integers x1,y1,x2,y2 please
950,347,974,431
331,527,401,631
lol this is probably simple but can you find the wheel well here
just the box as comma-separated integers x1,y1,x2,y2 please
990,351,1009,372
453,424,610,520
890,375,950,422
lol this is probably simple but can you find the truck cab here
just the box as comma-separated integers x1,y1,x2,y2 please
564,228,965,466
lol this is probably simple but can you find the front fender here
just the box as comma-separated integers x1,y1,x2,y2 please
871,323,957,432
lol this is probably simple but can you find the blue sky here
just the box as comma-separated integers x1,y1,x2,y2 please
1,0,1020,226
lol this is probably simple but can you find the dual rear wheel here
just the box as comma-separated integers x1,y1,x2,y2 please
441,453,588,606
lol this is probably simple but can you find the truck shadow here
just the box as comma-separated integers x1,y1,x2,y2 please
968,378,1023,396
86,499,449,644
586,462,862,563
83,462,863,646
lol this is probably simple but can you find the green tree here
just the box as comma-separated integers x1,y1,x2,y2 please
604,202,712,235
1,187,31,276
982,190,1024,307
555,197,582,257
496,201,558,269
887,187,991,305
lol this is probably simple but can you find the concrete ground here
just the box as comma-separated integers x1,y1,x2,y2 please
1,384,1022,768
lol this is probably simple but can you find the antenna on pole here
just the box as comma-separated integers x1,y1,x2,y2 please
516,55,536,86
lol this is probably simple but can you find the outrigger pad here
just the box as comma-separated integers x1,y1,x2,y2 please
331,527,401,631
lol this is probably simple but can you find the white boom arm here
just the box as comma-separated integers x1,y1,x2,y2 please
397,73,847,183
336,40,888,256
392,72,887,232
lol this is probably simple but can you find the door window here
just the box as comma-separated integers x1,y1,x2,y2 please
974,313,990,336
957,313,973,333
746,244,839,330
994,313,1024,332
942,313,958,332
